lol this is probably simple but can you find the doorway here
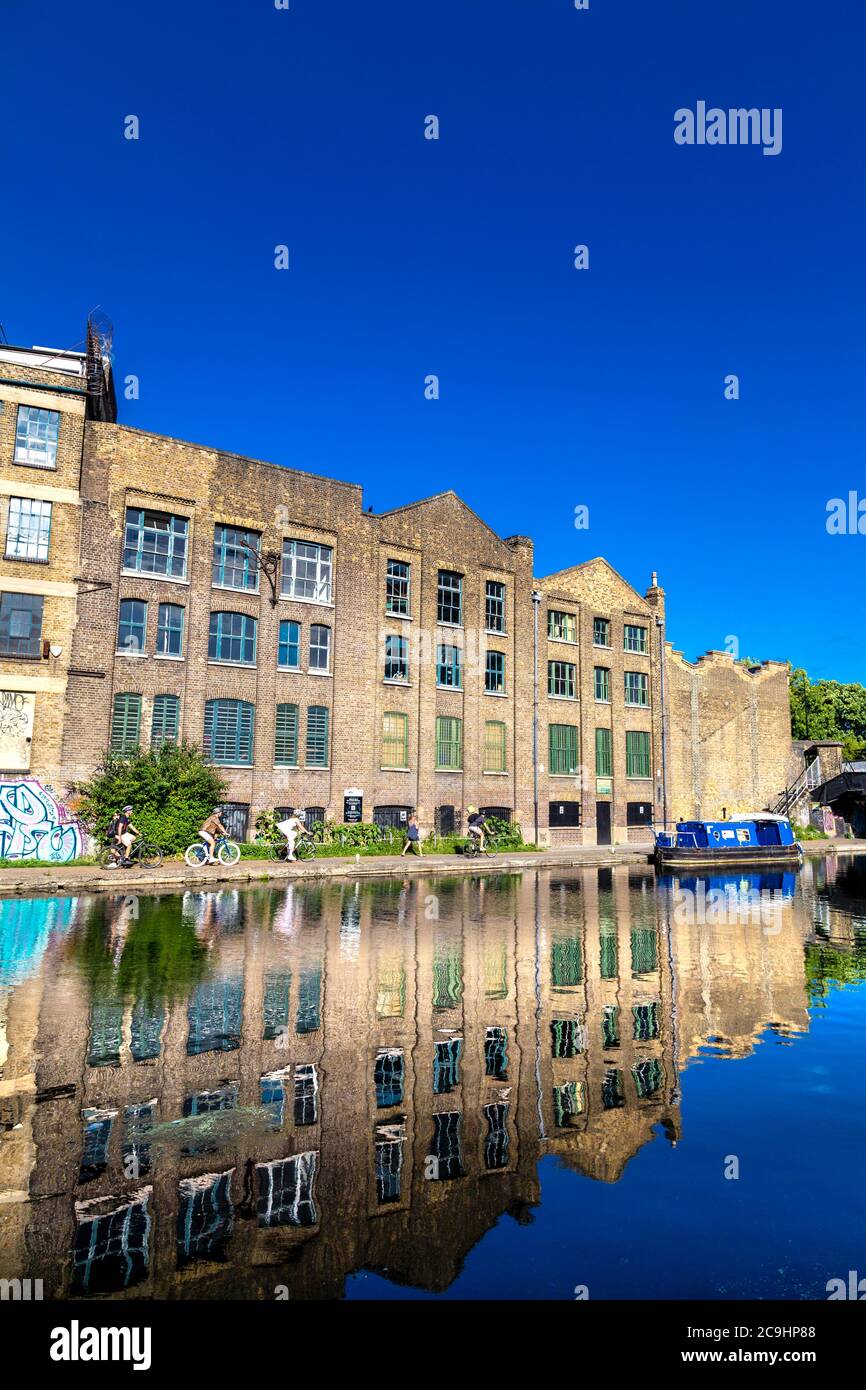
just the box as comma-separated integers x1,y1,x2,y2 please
596,802,612,846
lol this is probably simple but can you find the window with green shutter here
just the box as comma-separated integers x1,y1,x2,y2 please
151,694,179,748
110,694,142,754
275,703,299,766
203,699,255,765
484,720,506,772
382,711,408,768
306,705,330,767
595,727,612,777
549,723,579,774
626,730,651,778
435,715,462,770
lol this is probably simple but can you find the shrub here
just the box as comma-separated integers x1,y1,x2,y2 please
74,743,226,855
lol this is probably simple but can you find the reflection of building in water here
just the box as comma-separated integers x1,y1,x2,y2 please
0,865,815,1299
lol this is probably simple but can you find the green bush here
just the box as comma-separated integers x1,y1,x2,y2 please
74,743,226,855
795,823,828,840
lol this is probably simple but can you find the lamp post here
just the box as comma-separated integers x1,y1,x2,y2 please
232,538,282,608
656,614,669,830
532,589,542,845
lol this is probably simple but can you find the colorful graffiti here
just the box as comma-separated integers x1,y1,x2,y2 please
0,778,84,862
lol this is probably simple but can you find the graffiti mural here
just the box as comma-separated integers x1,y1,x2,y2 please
0,778,84,862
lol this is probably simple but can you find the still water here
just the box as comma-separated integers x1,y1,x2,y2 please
0,856,864,1301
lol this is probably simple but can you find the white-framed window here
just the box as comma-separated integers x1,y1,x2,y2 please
385,559,410,615
212,524,260,591
14,406,60,469
437,570,463,625
485,580,506,633
384,633,408,682
281,539,333,603
5,497,52,561
309,624,331,672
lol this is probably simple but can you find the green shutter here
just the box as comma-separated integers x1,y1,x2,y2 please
275,703,299,766
382,711,408,768
110,694,141,754
150,694,179,748
484,721,506,772
549,723,578,775
435,715,462,770
203,699,254,764
306,705,329,767
595,727,612,777
626,730,651,778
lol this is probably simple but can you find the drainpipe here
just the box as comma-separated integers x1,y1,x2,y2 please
656,615,669,831
532,589,542,845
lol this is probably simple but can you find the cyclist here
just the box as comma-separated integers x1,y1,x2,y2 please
467,806,489,852
200,808,229,865
276,808,306,862
106,804,139,868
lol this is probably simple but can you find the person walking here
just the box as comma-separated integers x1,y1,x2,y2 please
401,811,423,857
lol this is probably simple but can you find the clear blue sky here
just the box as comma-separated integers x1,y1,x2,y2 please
3,0,864,680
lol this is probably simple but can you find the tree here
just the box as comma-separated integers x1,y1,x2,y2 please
788,667,866,760
74,743,226,854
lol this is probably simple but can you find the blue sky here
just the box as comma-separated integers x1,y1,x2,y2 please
3,0,864,679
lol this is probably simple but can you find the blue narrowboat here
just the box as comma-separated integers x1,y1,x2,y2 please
653,814,802,870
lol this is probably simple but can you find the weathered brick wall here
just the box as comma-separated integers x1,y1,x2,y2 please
666,650,792,820
0,362,86,788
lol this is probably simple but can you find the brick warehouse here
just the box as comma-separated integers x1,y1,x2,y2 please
0,329,794,848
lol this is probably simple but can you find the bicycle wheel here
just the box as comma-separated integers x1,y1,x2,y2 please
98,846,118,868
296,839,315,861
217,840,241,866
138,843,163,869
184,842,208,868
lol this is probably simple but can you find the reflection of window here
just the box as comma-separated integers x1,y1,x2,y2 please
484,1026,508,1080
123,508,188,577
263,973,291,1040
5,496,52,560
633,1057,664,1099
296,964,322,1034
385,559,410,615
79,1108,116,1183
294,1064,318,1125
433,942,463,1010
551,1017,584,1058
376,1128,404,1205
281,539,332,602
187,978,243,1055
633,1002,660,1041
551,935,582,990
553,1080,585,1128
87,999,123,1067
602,1068,625,1110
602,1003,620,1049
256,1152,318,1227
177,1171,234,1265
15,405,60,468
0,591,44,658
72,1193,151,1295
117,599,147,653
123,1101,155,1177
428,1111,463,1180
434,1038,462,1094
131,999,164,1060
261,1070,288,1129
484,1102,509,1170
374,1049,404,1107
110,693,142,754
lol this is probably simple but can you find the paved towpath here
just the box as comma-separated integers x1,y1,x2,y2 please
0,837,862,898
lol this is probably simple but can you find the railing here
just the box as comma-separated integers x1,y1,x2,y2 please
771,756,822,816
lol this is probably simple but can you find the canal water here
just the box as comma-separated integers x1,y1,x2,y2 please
0,855,863,1301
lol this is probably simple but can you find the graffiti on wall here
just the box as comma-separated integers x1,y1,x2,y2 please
0,778,84,862
0,692,35,770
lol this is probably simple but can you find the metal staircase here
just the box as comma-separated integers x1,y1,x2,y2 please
771,756,822,818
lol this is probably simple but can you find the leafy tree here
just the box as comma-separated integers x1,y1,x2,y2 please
789,666,866,760
74,743,226,854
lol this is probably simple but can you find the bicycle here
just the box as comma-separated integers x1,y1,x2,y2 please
184,834,241,868
99,838,164,870
463,831,498,858
257,832,316,862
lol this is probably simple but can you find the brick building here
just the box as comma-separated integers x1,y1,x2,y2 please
0,331,114,849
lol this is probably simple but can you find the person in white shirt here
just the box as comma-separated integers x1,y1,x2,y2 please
276,808,306,862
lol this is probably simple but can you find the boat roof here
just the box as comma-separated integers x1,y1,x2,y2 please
679,813,790,824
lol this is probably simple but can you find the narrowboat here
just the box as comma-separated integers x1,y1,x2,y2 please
653,814,803,870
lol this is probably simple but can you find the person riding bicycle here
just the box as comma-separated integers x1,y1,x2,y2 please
276,808,306,862
200,808,229,865
467,807,489,851
107,805,139,867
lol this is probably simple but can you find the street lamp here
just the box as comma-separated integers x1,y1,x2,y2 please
232,538,282,608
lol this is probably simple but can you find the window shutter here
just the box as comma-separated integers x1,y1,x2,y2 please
275,704,299,766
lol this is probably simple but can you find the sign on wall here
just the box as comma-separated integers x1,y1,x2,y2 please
0,692,35,770
343,793,363,823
